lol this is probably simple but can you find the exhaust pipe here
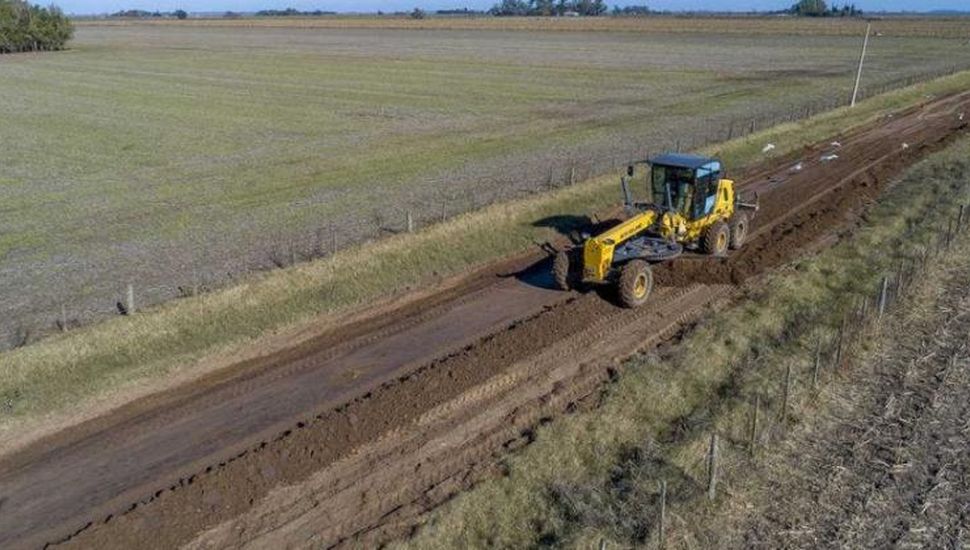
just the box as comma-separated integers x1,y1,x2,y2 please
621,165,635,208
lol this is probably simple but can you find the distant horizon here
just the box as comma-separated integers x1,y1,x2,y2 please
78,6,970,13
62,1,970,18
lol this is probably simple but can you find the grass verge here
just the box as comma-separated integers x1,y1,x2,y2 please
397,132,970,548
2,71,970,440
675,203,970,548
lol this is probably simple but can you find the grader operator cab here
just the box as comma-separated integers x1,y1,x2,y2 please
553,153,757,308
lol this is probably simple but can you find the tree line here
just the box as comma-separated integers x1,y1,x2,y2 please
478,0,864,17
110,9,189,19
612,5,651,15
0,0,72,53
789,0,862,16
489,0,609,16
254,8,336,16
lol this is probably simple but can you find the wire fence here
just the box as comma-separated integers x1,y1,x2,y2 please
647,202,968,550
5,63,969,350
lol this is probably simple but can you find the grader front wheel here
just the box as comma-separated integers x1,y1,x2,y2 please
617,260,653,308
729,212,749,250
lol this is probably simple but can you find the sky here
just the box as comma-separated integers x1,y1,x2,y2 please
65,0,970,16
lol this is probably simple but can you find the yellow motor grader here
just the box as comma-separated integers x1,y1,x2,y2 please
553,153,757,307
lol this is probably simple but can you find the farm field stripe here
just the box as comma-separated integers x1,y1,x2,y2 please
75,17,970,39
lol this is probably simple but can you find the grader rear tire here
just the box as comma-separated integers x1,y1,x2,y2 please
617,260,653,308
702,221,730,256
729,211,749,250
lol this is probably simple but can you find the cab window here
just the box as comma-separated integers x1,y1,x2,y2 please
651,165,694,211
692,162,721,219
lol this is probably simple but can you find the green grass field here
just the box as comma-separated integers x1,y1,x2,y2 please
1,19,968,349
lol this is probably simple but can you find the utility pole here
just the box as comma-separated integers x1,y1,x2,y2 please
850,22,871,107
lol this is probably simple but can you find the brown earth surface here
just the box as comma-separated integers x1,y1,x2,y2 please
1,90,969,550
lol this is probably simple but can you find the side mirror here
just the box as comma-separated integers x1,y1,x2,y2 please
626,165,635,177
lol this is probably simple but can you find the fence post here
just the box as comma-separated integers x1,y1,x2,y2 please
60,304,68,332
658,479,667,549
330,223,337,256
878,276,889,318
191,266,200,297
707,433,719,501
406,210,414,233
569,166,575,186
894,269,904,303
812,338,821,388
749,395,760,454
126,284,135,315
834,315,846,369
781,363,792,422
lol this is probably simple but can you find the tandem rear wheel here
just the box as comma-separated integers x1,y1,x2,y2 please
729,211,749,249
701,221,730,256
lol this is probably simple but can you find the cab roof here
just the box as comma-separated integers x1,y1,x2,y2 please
649,153,717,170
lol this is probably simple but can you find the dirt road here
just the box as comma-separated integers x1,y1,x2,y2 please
1,90,969,550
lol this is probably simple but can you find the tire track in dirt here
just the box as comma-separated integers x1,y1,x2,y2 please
190,285,733,549
3,91,969,550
